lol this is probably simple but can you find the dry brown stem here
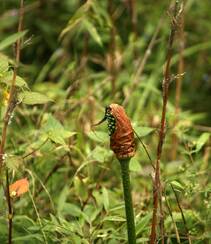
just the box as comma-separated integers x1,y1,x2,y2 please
149,1,180,243
0,1,25,243
0,0,24,172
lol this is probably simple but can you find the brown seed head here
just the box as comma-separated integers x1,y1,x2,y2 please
109,104,135,159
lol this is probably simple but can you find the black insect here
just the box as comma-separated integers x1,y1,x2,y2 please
93,106,116,136
105,106,116,136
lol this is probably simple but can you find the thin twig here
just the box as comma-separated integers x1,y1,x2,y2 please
23,138,49,159
150,2,180,243
164,189,181,243
170,184,192,244
28,189,48,244
133,130,155,169
35,159,63,196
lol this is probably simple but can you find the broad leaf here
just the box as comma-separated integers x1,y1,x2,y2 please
90,146,112,162
43,114,76,145
0,72,28,88
18,91,52,105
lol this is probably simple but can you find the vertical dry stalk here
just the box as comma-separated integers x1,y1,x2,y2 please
0,0,24,172
150,1,179,243
0,1,24,243
128,0,137,35
172,2,185,160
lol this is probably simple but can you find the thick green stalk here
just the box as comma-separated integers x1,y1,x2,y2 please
119,158,136,244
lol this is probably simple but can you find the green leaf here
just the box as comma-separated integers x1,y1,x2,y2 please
133,126,155,137
43,114,76,145
12,234,43,242
102,187,109,211
170,180,184,192
74,176,88,201
192,132,210,153
0,72,28,88
129,157,142,172
87,130,108,143
0,54,9,74
62,203,83,217
91,146,112,162
83,19,102,46
0,188,4,211
60,1,91,38
136,238,150,243
18,91,52,105
5,155,23,171
60,202,90,223
0,30,27,51
83,205,102,223
136,213,152,235
103,215,126,222
57,185,69,215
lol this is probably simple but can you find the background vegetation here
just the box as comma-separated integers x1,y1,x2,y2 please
0,0,210,243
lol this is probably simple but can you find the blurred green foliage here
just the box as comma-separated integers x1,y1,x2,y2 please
0,0,210,243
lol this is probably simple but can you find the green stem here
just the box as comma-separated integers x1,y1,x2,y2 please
119,158,136,244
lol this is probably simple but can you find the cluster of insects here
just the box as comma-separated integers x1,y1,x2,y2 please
105,106,116,136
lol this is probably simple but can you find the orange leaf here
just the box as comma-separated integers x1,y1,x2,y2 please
9,178,29,197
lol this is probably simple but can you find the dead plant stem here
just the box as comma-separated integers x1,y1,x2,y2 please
149,1,179,243
128,0,137,35
0,1,24,243
0,0,24,172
